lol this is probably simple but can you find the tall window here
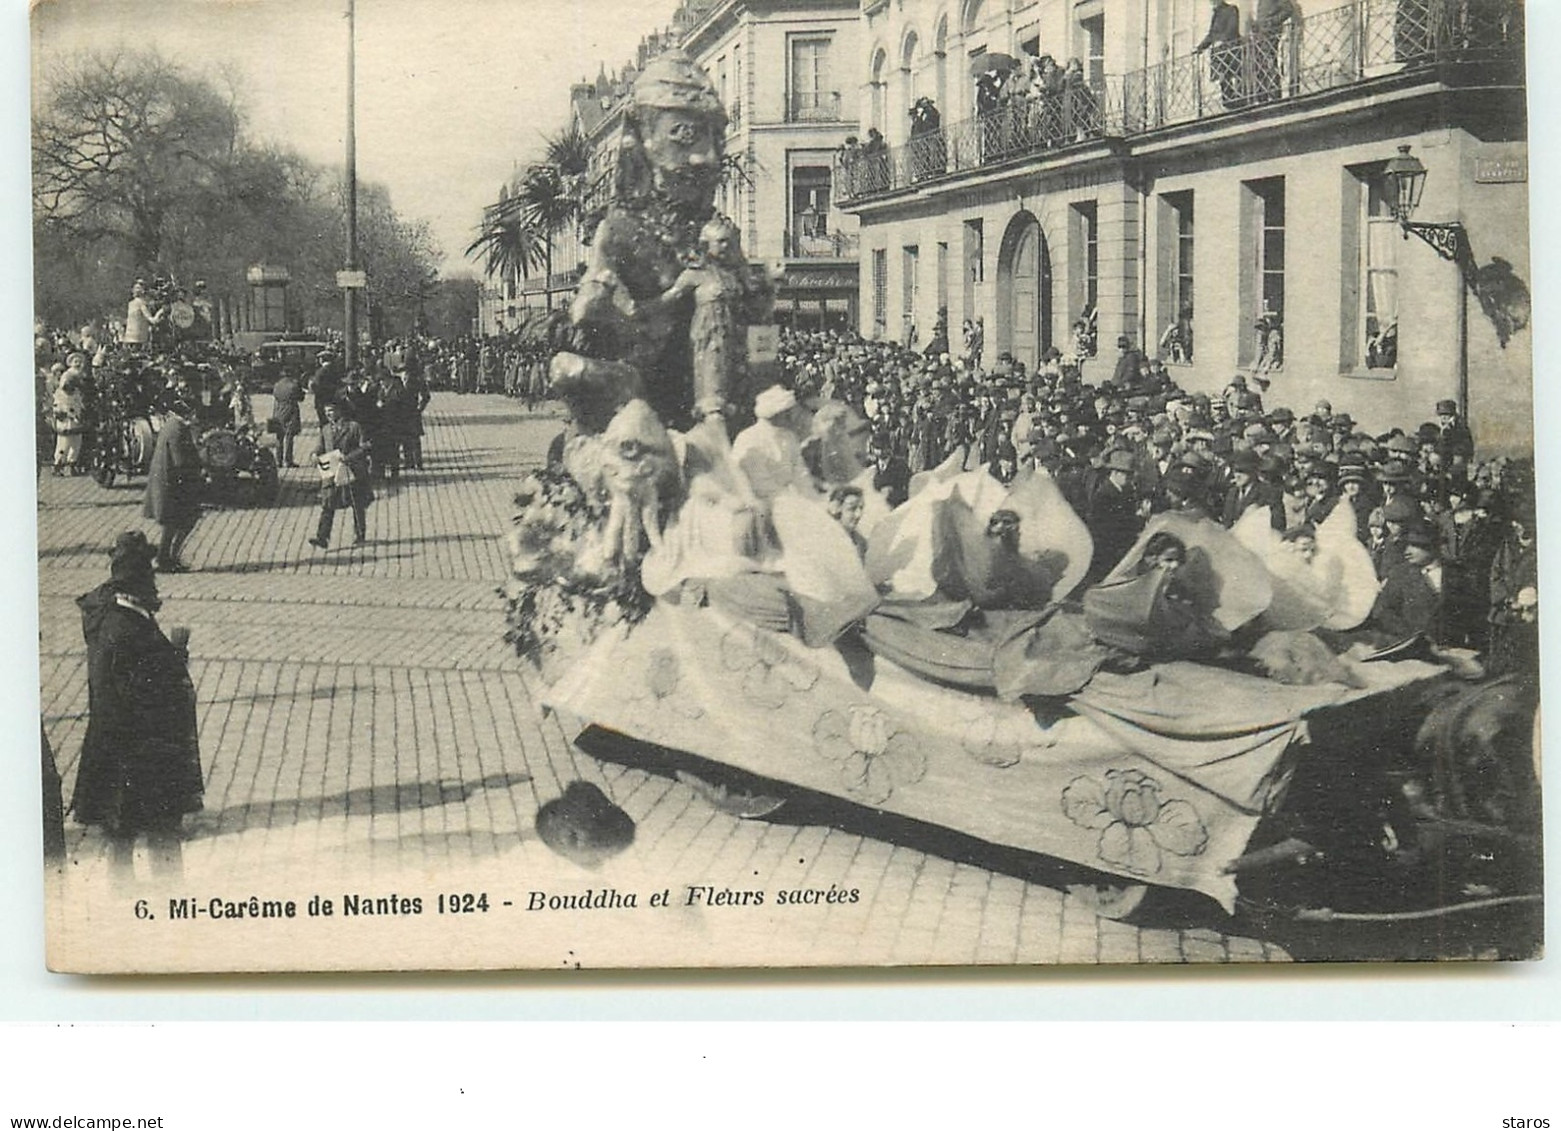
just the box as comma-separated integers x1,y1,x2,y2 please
963,219,983,319
790,166,832,253
1083,205,1099,315
717,55,728,108
872,248,888,333
1080,13,1105,87
790,36,833,120
1257,179,1285,322
1241,176,1285,369
1160,191,1195,362
903,245,921,322
937,241,950,310
1363,176,1399,369
1069,202,1098,355
1161,0,1199,57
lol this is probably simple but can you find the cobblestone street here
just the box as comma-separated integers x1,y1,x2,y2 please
39,393,1291,967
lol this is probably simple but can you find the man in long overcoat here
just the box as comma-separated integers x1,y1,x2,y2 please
71,531,202,882
142,400,202,572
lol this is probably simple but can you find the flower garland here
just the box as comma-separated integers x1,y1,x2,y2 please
502,466,654,670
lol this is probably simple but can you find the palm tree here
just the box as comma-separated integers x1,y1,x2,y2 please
465,183,546,304
513,162,580,311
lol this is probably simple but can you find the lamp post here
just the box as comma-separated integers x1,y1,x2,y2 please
1380,144,1476,421
343,0,359,371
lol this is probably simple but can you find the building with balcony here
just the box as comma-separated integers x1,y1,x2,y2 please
841,0,1529,450
680,0,864,330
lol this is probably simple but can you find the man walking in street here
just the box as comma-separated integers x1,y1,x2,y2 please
269,368,304,467
142,399,202,572
309,400,373,550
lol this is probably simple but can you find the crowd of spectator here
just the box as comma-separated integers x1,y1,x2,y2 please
777,326,1538,673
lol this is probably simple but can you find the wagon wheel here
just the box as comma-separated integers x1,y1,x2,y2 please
253,448,280,503
94,425,126,488
1066,881,1150,921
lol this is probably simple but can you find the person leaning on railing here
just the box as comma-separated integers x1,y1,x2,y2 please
1194,0,1245,109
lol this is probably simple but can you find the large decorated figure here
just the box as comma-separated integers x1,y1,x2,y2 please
550,48,773,434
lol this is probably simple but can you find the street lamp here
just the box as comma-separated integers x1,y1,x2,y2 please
1381,145,1476,283
1379,144,1476,421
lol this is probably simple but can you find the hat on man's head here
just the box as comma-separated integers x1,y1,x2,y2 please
1337,464,1370,487
1230,448,1262,474
1103,448,1137,473
1385,434,1417,456
1377,459,1414,485
108,531,157,588
1436,399,1459,416
1269,407,1295,424
1382,495,1420,523
753,385,797,419
1403,523,1438,549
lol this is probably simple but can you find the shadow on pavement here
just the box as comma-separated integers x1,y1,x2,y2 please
187,771,535,838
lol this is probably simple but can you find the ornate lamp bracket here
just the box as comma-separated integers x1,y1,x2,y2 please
1401,220,1478,290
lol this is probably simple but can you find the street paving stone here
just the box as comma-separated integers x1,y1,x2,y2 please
37,392,1288,966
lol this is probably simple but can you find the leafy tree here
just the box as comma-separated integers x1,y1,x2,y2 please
33,49,443,339
33,50,240,272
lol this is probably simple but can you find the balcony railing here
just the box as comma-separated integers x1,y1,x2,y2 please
788,91,843,122
838,0,1522,203
783,229,860,258
839,79,1126,200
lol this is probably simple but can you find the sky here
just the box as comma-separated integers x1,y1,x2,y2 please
30,0,686,274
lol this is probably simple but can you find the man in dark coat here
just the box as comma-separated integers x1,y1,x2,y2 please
309,350,344,429
1110,335,1145,388
1087,447,1143,583
269,370,304,467
1435,398,1475,464
375,371,413,482
341,369,381,478
399,365,432,471
871,444,911,509
1221,448,1282,529
1194,0,1244,107
142,400,202,573
1370,524,1445,643
71,531,202,883
309,400,374,549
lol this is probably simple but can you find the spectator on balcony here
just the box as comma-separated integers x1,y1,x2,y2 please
1194,0,1244,109
1028,55,1065,145
1252,0,1299,102
863,128,887,155
909,97,944,181
1061,58,1100,140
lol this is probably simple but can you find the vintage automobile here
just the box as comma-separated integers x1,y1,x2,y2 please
255,339,331,390
91,348,279,504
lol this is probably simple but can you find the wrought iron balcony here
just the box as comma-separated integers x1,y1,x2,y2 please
838,78,1126,201
838,0,1522,203
788,91,843,122
783,229,860,258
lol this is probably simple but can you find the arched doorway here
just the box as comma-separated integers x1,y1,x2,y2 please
996,212,1052,373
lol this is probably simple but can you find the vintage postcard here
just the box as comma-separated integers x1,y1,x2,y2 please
34,0,1539,972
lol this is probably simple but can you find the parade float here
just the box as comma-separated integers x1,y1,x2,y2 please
504,50,1539,939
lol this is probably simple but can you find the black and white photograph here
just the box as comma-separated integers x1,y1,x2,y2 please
30,0,1541,973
